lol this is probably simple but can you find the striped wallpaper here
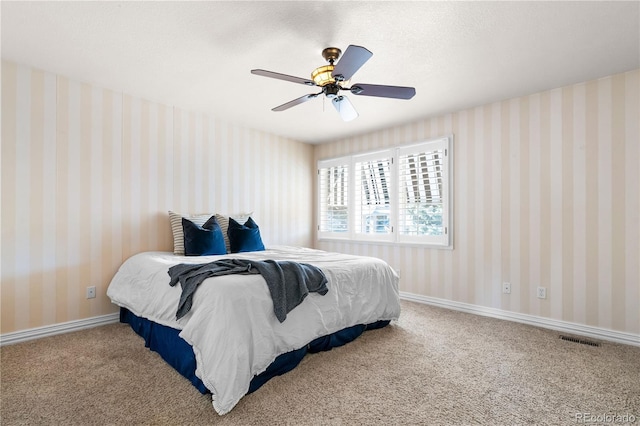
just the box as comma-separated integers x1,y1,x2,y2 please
2,60,638,337
315,70,639,335
1,60,314,334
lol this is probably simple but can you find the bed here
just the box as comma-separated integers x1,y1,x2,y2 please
107,245,401,415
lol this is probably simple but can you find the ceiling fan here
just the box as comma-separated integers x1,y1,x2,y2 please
251,45,416,122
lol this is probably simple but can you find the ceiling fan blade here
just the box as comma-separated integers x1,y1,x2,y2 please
272,94,318,111
331,45,372,81
251,69,315,86
350,83,416,99
332,96,358,122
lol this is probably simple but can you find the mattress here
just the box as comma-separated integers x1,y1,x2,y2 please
107,246,401,414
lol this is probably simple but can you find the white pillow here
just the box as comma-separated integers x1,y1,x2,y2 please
169,211,213,255
215,212,253,253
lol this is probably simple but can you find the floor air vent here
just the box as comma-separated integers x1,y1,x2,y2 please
559,335,600,347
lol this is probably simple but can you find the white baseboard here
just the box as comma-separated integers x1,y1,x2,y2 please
0,312,120,346
400,292,640,347
2,297,638,348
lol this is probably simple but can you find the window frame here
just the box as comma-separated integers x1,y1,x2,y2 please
317,135,454,249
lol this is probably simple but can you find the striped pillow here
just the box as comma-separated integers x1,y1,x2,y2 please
169,211,213,255
215,212,253,253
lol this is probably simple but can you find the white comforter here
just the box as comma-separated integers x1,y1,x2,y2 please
107,246,401,414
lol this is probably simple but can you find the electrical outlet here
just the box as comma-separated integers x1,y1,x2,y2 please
86,286,96,299
537,286,547,299
502,282,511,294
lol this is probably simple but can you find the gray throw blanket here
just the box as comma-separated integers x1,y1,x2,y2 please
168,259,328,322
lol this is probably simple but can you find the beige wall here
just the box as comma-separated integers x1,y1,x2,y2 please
314,70,639,335
2,60,638,337
1,61,314,334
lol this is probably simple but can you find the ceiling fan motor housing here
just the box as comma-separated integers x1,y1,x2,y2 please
324,84,340,98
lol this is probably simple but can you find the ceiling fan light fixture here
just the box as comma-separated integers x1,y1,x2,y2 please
311,65,335,86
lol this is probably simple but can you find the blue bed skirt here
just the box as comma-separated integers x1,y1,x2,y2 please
120,308,390,395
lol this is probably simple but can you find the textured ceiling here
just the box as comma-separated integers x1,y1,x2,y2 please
2,1,639,144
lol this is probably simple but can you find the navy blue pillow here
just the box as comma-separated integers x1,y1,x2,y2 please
228,217,265,253
182,216,226,256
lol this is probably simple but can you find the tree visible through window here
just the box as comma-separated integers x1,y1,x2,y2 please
399,149,444,237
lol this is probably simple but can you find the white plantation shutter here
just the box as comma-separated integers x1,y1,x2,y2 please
318,159,349,236
397,138,450,245
354,152,393,240
317,136,452,248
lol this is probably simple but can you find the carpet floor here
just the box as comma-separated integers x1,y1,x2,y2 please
2,300,639,425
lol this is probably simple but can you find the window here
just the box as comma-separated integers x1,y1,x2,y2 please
354,153,392,240
397,140,448,244
317,136,452,248
318,159,349,236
